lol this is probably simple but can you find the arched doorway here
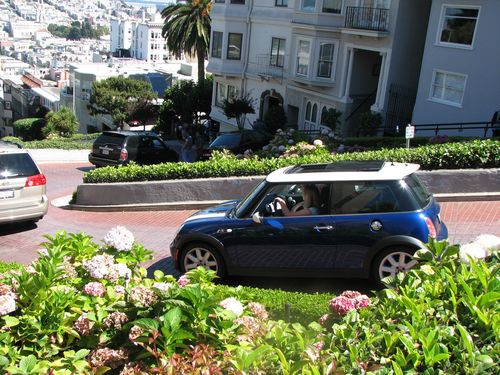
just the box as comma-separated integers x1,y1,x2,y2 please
259,89,283,120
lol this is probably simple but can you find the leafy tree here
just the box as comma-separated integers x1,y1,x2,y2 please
88,77,157,129
43,107,79,138
222,93,255,131
12,118,46,141
161,0,211,88
320,108,342,133
156,77,212,135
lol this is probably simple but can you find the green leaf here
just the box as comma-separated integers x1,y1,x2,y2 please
131,318,159,331
0,356,9,368
73,349,90,361
2,316,20,327
456,324,474,358
19,355,37,373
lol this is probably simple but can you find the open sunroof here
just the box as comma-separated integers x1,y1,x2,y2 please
286,160,386,174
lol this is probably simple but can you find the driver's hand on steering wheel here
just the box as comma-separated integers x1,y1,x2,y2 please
273,196,287,211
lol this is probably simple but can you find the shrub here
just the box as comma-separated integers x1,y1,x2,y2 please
0,230,497,373
21,133,97,149
12,118,45,141
83,139,500,183
43,107,79,138
0,136,23,147
357,111,383,136
263,105,287,134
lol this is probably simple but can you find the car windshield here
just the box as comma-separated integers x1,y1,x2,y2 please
235,179,268,218
210,133,241,148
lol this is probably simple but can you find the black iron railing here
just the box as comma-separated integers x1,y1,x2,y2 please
345,6,389,32
385,121,498,138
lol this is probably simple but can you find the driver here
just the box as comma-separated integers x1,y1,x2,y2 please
273,184,321,216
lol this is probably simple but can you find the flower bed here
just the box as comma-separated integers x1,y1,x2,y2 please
83,139,499,183
0,228,498,373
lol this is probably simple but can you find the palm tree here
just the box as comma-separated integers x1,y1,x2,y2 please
161,0,211,88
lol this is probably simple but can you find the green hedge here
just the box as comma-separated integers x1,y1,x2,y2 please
11,133,98,150
214,285,333,326
84,139,500,183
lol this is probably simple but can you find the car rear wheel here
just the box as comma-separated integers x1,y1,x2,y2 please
372,247,418,285
180,243,226,279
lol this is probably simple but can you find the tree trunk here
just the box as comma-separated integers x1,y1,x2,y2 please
197,47,205,88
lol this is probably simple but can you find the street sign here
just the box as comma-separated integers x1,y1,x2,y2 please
405,125,415,139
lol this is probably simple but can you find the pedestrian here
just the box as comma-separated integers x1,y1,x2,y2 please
194,129,205,161
180,128,194,162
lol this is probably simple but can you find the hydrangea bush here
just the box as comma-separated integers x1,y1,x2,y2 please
0,229,498,373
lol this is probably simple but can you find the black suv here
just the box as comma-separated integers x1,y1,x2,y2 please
89,131,178,167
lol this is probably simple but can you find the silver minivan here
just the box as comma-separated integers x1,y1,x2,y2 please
0,141,48,224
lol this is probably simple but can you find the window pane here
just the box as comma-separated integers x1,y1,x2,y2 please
211,31,222,58
230,0,245,4
305,102,312,120
431,71,465,105
302,0,315,11
322,0,342,13
440,7,478,46
311,104,318,122
216,83,226,106
270,38,285,67
296,40,310,76
317,43,334,78
275,0,288,6
227,33,243,59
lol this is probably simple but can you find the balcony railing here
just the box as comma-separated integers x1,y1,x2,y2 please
345,6,389,32
250,54,284,82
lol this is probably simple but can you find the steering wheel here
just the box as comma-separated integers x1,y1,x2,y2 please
291,201,305,212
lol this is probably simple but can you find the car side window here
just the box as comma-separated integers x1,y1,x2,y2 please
151,138,166,149
330,181,401,214
139,137,153,149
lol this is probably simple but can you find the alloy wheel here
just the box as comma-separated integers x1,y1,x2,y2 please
378,251,418,280
183,247,219,272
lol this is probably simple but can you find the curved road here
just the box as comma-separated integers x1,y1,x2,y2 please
0,162,498,292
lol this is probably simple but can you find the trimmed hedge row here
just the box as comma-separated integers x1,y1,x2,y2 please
3,134,98,149
84,139,500,184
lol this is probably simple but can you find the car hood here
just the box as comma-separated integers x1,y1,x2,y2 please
183,200,238,223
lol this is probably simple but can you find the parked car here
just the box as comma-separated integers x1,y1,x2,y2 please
170,160,448,284
201,130,271,160
88,131,178,167
0,141,48,224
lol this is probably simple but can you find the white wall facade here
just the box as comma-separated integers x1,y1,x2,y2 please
208,0,431,136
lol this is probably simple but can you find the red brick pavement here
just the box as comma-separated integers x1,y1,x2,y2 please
0,162,498,271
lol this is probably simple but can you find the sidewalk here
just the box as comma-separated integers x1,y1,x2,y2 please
29,149,90,164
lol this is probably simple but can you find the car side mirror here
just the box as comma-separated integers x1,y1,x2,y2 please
252,212,263,224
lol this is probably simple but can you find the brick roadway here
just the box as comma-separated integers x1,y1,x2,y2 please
0,162,499,276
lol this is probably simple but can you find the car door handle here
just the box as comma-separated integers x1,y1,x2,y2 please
313,225,334,232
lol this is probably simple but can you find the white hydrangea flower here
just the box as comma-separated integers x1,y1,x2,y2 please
321,128,329,135
103,226,135,252
219,297,244,317
278,145,286,152
0,294,16,316
328,132,335,138
262,145,269,151
313,139,323,146
459,242,489,264
152,282,173,293
83,254,114,279
288,139,294,145
473,234,500,251
37,249,49,257
108,263,131,281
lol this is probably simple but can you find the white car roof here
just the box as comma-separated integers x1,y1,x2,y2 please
266,161,420,183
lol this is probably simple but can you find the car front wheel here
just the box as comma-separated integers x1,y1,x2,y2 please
372,247,418,285
180,243,226,278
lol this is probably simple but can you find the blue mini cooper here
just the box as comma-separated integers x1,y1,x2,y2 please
170,161,448,284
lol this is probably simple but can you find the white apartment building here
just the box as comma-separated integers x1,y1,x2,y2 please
208,0,431,135
110,13,176,63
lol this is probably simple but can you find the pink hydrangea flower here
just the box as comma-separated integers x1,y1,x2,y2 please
329,290,371,316
83,282,106,297
177,275,190,287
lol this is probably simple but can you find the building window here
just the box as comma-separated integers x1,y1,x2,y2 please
227,33,243,60
304,100,319,131
322,0,342,14
317,42,334,78
275,0,287,6
296,40,311,76
438,6,479,47
216,82,238,107
4,101,11,110
430,70,467,106
214,0,224,3
270,38,285,67
212,31,223,58
302,0,316,12
230,0,245,3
